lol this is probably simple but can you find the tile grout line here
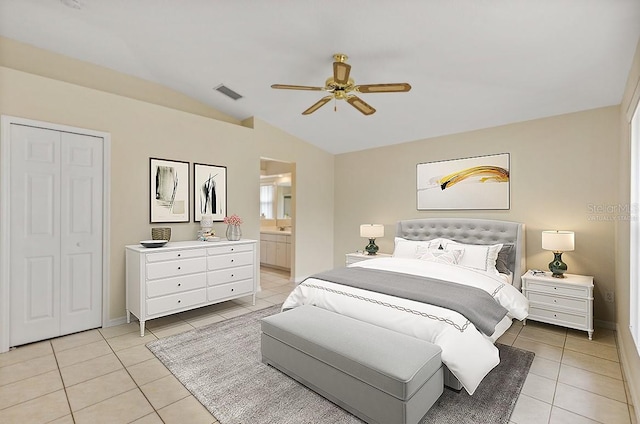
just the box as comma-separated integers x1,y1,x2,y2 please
50,339,77,424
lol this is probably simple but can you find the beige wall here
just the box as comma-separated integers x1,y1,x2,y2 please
616,37,640,415
0,66,258,321
249,117,335,281
335,106,620,326
0,40,336,324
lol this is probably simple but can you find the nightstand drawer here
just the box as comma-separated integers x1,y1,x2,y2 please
529,306,587,327
526,281,589,298
528,292,587,312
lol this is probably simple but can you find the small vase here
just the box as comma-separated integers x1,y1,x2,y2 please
226,224,242,241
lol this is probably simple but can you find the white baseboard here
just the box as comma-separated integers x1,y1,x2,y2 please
103,316,128,328
616,324,640,422
595,319,616,331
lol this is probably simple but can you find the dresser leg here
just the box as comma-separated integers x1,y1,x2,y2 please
252,293,256,306
126,310,130,324
140,321,146,337
523,319,527,326
588,330,593,340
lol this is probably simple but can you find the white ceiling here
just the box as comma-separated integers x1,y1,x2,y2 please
1,0,639,154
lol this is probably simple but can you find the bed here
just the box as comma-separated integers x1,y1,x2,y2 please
281,218,529,395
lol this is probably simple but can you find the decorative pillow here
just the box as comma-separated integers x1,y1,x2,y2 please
392,237,445,259
441,240,503,274
418,248,463,265
495,244,513,275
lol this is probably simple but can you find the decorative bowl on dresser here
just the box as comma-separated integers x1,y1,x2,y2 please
521,270,594,339
126,239,257,336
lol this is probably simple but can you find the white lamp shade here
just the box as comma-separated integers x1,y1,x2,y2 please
542,230,575,252
360,224,384,238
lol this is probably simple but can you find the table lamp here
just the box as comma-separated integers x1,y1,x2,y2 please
360,224,384,255
542,230,575,278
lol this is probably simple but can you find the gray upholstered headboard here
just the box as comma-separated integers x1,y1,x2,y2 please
396,218,526,289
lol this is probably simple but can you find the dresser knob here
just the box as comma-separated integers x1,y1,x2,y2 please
178,254,181,257
553,299,557,303
231,259,234,263
178,266,181,270
231,288,234,292
178,300,181,303
178,283,181,287
231,248,234,251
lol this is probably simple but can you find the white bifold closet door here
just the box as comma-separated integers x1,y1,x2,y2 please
9,123,103,347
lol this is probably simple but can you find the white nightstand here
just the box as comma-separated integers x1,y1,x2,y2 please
345,252,392,265
521,270,594,340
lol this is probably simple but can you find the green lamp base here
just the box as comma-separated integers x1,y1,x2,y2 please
549,251,568,278
365,238,379,255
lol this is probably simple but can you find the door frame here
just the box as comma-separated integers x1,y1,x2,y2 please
0,115,111,353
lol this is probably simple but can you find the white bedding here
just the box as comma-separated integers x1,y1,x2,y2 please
281,257,529,395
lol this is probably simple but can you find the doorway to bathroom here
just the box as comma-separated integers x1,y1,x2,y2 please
259,158,295,280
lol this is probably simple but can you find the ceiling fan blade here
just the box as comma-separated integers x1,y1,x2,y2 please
346,95,376,116
271,84,325,91
333,61,351,85
302,96,333,115
356,83,412,93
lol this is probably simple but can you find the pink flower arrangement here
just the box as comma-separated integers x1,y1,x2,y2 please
223,214,243,226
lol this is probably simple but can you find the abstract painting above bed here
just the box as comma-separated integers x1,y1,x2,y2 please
281,218,528,395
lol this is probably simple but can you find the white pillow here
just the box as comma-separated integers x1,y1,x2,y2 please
441,240,503,274
418,248,463,265
392,237,443,259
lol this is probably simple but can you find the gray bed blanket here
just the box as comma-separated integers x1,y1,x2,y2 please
308,267,507,336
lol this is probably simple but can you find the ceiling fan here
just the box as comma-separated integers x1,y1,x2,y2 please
271,53,412,116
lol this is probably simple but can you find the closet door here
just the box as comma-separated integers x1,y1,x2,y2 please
10,125,62,346
60,132,103,334
9,124,103,346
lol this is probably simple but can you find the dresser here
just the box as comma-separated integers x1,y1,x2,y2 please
521,270,594,339
345,252,392,265
126,240,257,336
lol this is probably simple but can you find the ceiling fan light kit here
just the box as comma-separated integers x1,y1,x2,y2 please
271,53,411,116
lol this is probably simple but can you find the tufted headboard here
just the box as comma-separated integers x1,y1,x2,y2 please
396,218,526,289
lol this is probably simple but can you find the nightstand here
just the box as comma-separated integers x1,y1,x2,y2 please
521,270,594,340
345,252,392,265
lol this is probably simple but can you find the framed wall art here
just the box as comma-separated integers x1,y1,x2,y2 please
416,153,510,210
150,158,190,223
194,163,227,222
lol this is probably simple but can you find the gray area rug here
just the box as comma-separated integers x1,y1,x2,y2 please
147,305,534,424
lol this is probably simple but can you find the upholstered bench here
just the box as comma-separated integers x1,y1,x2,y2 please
260,305,444,424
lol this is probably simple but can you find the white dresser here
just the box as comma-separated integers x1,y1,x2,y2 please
126,240,257,336
521,270,594,339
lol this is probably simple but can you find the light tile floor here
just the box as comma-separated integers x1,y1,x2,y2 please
0,267,636,424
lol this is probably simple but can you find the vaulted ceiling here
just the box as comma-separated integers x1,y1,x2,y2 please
1,0,639,154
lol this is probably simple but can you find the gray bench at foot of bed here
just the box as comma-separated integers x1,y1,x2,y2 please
260,305,444,424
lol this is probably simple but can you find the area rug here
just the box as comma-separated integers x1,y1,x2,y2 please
147,305,534,424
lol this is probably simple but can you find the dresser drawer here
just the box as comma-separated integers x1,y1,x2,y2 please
529,306,587,328
527,292,587,312
207,279,253,301
146,288,206,316
146,249,205,263
526,281,589,298
147,273,206,298
208,265,253,287
208,251,253,270
146,257,206,280
207,243,253,256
